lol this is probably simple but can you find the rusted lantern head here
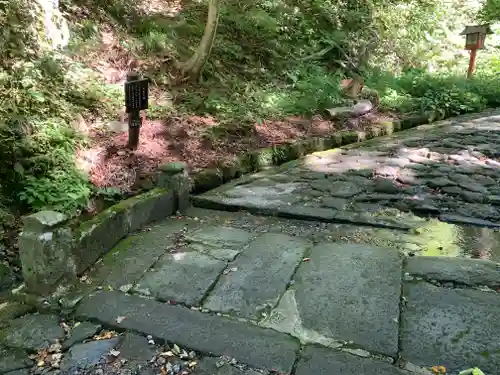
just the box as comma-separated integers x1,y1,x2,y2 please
460,24,493,50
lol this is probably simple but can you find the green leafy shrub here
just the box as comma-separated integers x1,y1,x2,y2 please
375,69,500,116
0,0,118,217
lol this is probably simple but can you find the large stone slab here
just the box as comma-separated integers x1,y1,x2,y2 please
133,251,226,305
2,314,65,351
401,282,500,373
264,243,402,356
203,233,310,319
296,346,409,375
185,226,254,261
405,256,500,287
76,291,299,373
88,222,187,289
0,347,33,373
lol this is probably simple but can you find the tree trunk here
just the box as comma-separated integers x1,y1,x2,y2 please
179,0,222,82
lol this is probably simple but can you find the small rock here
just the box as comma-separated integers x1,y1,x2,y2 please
119,284,133,293
62,322,102,350
158,162,185,175
157,357,166,365
60,338,121,373
173,363,182,373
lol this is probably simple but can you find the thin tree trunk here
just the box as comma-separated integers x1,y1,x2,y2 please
179,0,222,81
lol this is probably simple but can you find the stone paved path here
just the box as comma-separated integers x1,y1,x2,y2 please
3,207,499,375
194,110,500,230
3,111,500,375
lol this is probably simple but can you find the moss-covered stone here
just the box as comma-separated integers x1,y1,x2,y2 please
19,211,77,295
0,301,35,328
401,114,431,130
74,188,175,275
158,162,185,175
378,121,395,135
326,132,343,148
256,148,274,168
192,169,224,193
341,131,361,144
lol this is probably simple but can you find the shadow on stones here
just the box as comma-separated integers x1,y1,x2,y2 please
195,112,500,261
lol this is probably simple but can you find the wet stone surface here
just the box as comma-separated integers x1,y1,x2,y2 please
401,282,500,374
194,111,500,228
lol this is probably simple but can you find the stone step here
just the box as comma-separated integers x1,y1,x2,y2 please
75,291,299,373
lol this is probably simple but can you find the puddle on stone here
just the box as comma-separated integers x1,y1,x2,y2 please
333,218,500,262
404,220,500,262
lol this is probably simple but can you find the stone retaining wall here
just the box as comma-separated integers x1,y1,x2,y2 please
18,163,189,296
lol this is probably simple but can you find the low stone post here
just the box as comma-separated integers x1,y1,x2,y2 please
157,162,190,212
18,211,77,295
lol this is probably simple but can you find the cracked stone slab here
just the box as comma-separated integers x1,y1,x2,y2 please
133,251,226,305
197,180,307,209
76,291,299,373
186,226,254,249
279,243,402,356
185,226,254,261
203,233,310,319
2,314,65,351
401,282,500,374
405,256,500,287
88,226,182,288
260,289,343,348
296,346,410,375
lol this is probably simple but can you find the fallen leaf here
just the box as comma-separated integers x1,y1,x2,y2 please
95,330,116,340
116,316,126,324
173,344,181,355
160,351,174,357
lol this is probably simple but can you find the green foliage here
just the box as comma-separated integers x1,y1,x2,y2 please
0,0,119,217
3,0,500,222
478,0,500,22
368,66,500,117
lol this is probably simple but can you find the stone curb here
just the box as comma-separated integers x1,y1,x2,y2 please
17,166,189,296
190,113,434,194
75,290,300,373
